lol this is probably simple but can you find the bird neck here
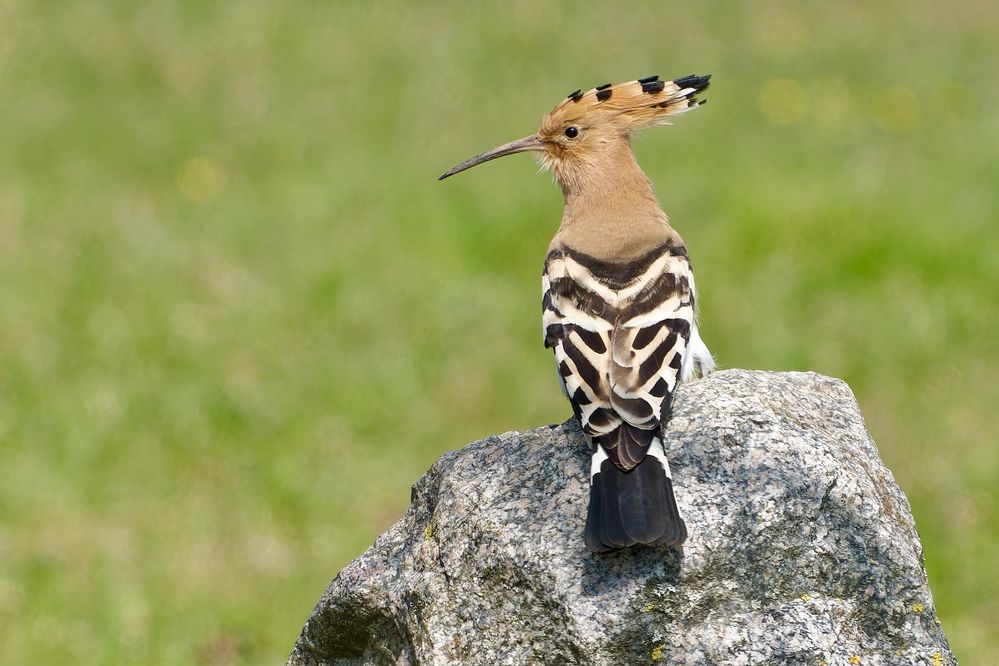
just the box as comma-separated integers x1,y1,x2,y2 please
554,140,675,260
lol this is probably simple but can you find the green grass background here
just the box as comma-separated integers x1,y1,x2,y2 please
1,1,996,663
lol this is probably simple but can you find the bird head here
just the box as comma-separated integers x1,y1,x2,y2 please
439,74,710,189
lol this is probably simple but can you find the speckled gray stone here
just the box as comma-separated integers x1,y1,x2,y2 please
288,370,955,666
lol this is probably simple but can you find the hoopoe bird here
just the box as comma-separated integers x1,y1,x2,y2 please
439,74,715,553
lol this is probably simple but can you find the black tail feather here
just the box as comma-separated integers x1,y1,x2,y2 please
654,471,687,546
584,476,616,553
584,454,687,553
597,461,631,549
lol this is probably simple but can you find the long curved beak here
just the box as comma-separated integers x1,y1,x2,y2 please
438,134,543,180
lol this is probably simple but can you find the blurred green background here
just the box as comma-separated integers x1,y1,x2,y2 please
1,1,995,663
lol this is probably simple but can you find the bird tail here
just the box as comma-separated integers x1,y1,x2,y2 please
584,439,687,553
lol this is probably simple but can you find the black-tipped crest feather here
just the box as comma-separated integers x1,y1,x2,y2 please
545,73,711,130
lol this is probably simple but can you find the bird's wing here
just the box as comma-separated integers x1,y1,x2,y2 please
543,244,694,470
543,254,621,438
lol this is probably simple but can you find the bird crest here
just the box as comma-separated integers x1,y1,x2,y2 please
543,74,710,134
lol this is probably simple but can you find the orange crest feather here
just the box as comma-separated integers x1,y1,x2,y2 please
542,74,710,133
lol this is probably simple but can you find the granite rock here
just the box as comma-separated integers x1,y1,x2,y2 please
288,370,955,665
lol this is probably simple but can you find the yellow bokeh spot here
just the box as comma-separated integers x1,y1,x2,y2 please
912,602,925,613
849,656,860,665
759,78,808,127
650,645,665,662
875,85,921,134
177,157,226,203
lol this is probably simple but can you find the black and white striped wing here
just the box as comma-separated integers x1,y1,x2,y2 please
543,247,694,469
542,262,621,439
606,254,694,466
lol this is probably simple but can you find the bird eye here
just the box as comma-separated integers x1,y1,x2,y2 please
564,126,579,139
